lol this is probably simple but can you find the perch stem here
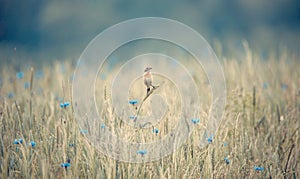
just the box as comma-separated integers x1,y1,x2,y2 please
134,86,160,122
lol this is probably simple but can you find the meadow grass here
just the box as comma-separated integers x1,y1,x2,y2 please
0,45,299,178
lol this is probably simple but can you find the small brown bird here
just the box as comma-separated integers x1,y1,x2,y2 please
143,67,156,95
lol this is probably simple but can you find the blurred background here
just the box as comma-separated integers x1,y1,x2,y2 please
0,0,299,64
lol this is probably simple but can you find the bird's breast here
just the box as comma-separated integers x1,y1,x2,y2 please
143,72,151,78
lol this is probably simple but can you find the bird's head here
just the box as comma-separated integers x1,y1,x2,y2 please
144,67,152,72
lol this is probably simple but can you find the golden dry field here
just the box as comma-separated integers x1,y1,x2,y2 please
0,43,299,178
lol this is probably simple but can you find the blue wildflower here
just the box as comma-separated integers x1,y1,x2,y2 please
8,92,14,99
61,159,71,169
61,163,71,168
14,138,23,144
69,143,75,147
191,118,200,124
80,129,88,134
16,71,24,79
29,141,36,147
137,150,147,156
24,82,30,89
129,115,136,120
254,166,264,171
207,135,213,143
100,124,105,129
60,102,70,108
129,100,138,105
64,102,70,107
153,128,159,135
224,157,230,165
281,83,288,91
223,142,228,147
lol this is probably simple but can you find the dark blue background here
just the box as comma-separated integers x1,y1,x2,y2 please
1,0,299,62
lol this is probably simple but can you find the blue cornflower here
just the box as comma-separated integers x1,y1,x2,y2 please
254,166,264,171
28,141,36,147
262,82,268,89
207,135,213,143
137,150,147,156
191,118,200,124
100,124,106,129
153,128,159,134
24,82,30,89
224,157,230,165
60,102,70,108
129,100,138,105
80,129,88,134
8,92,14,99
14,138,23,144
281,83,288,91
129,115,136,120
61,163,71,168
61,159,71,168
16,71,24,79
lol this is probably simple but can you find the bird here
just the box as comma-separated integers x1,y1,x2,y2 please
143,67,157,95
